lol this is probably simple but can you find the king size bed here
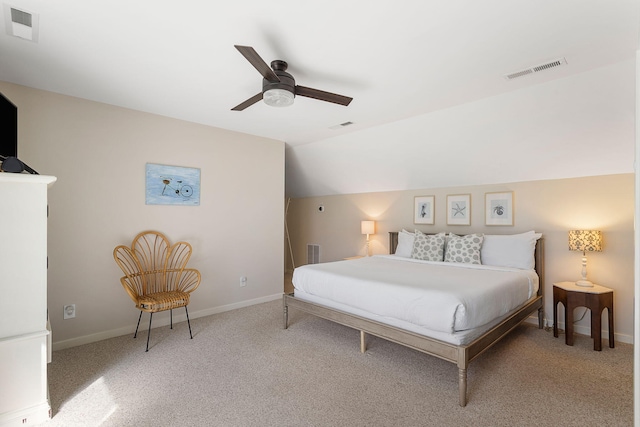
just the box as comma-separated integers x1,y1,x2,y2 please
283,230,544,406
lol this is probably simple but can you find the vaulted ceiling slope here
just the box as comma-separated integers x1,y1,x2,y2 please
1,1,638,197
285,59,636,197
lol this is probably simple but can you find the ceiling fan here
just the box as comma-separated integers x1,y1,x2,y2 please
231,45,353,111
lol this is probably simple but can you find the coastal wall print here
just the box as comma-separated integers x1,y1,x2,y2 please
145,163,201,206
414,195,435,224
485,191,513,226
446,194,471,225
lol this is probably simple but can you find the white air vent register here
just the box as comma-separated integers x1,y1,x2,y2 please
3,4,39,42
504,58,567,80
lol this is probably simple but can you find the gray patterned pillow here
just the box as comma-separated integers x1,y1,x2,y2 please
444,233,483,264
411,230,445,261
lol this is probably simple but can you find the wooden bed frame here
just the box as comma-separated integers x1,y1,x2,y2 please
283,232,544,406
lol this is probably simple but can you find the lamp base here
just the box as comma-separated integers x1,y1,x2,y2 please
575,280,594,287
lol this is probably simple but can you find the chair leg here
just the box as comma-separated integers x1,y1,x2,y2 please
185,306,193,339
145,312,153,352
170,309,173,329
134,311,143,338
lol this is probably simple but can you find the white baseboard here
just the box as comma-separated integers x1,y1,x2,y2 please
53,300,633,352
525,315,633,344
52,293,283,351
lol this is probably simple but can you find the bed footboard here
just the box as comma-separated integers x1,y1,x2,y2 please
283,292,542,407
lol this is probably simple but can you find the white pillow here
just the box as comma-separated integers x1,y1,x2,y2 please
480,231,542,270
395,229,415,257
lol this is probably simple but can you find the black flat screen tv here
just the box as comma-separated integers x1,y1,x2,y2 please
0,92,18,159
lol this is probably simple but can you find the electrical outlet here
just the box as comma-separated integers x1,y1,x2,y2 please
240,276,247,287
63,304,76,319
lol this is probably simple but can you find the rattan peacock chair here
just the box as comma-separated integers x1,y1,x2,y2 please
113,231,201,351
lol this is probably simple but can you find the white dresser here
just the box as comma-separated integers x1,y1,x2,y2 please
0,173,56,426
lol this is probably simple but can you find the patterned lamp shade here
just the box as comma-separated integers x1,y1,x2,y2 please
568,230,603,253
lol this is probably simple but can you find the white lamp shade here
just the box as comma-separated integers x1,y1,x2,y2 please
361,220,375,235
263,88,294,107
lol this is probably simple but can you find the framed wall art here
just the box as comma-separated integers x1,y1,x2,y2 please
446,194,471,225
414,195,435,225
145,163,201,206
485,191,513,226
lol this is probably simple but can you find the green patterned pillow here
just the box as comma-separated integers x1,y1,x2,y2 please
411,230,445,262
444,233,483,264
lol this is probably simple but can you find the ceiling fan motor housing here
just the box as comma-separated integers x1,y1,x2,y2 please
263,60,295,95
231,46,352,110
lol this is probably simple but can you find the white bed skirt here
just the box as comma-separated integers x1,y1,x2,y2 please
293,289,539,346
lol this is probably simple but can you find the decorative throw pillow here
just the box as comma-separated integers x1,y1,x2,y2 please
444,233,483,264
395,229,415,258
411,230,445,262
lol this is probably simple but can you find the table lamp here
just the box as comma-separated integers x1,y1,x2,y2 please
361,220,375,256
568,230,602,287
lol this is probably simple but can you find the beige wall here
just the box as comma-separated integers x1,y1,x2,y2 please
0,81,285,349
287,174,634,343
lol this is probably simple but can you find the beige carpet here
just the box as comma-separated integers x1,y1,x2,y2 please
40,300,633,426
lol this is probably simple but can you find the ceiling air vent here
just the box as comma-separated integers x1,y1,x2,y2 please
3,4,39,42
504,58,567,81
329,121,355,130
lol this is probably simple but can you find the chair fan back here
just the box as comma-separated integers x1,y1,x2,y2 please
133,231,171,293
113,245,145,302
165,242,193,290
114,231,199,301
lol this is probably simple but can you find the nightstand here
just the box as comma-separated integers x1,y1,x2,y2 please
553,281,614,351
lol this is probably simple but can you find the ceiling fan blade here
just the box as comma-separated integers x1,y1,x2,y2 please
231,93,263,111
234,45,280,82
295,85,353,106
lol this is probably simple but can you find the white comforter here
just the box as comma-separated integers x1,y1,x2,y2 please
292,255,539,334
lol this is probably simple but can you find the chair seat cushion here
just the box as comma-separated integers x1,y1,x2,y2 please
137,291,190,312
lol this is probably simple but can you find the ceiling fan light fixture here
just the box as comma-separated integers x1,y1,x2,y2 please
232,45,352,111
263,88,294,107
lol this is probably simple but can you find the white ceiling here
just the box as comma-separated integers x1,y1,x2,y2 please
1,0,638,148
1,1,639,198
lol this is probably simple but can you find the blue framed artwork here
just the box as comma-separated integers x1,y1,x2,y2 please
145,163,200,206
